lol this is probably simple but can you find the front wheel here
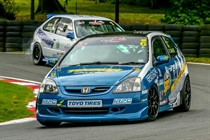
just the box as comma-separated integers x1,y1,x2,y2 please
147,85,159,121
32,43,44,65
39,121,61,127
173,76,191,112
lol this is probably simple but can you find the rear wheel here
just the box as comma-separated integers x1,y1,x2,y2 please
32,43,44,65
173,76,191,112
148,85,159,121
39,121,61,127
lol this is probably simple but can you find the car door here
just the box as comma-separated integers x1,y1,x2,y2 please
53,18,76,58
40,17,61,57
161,35,186,106
151,36,175,107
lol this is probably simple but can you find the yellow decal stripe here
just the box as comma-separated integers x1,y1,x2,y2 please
171,62,187,91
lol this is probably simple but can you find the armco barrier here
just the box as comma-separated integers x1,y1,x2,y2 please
0,20,209,58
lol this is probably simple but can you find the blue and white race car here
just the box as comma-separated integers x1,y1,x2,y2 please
31,14,124,65
36,31,191,127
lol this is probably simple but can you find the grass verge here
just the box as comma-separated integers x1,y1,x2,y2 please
0,81,35,123
15,0,164,24
186,57,210,64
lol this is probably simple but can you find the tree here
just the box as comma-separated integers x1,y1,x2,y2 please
161,0,210,25
35,0,66,14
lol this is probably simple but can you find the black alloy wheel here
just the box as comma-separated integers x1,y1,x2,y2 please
32,43,44,65
148,85,159,121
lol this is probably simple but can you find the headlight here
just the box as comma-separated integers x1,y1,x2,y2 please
114,77,141,93
39,78,58,94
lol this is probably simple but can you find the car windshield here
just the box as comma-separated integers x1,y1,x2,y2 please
74,20,124,38
60,36,148,67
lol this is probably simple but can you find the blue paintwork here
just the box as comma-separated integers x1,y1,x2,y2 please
36,33,189,124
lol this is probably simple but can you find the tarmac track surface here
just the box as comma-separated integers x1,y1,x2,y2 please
0,53,209,140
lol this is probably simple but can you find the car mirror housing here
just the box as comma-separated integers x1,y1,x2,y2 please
66,32,75,40
155,55,169,65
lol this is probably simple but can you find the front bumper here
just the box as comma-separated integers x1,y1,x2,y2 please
36,93,149,123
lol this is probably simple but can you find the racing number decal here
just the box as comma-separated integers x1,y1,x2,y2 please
140,39,147,46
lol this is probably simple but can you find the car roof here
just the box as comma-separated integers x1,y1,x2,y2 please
80,31,166,39
47,14,113,21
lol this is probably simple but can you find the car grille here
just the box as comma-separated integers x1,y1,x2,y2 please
65,87,110,94
62,107,109,115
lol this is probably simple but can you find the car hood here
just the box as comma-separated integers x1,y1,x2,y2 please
48,65,144,86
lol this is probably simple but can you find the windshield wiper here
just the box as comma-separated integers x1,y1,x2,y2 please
119,62,145,65
69,61,119,66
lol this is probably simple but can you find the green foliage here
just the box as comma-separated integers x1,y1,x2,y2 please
161,0,210,25
0,0,19,20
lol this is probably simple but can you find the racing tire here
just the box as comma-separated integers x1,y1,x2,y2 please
164,24,183,31
39,121,61,127
173,76,191,112
200,36,210,43
0,26,5,31
182,25,200,31
32,43,44,65
6,20,22,26
6,26,22,32
147,85,159,121
119,24,131,31
148,24,164,31
131,24,148,31
165,31,182,37
182,37,199,43
182,31,200,37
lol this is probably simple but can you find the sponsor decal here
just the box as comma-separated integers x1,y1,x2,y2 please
113,98,132,104
100,37,126,43
140,38,147,46
37,29,54,48
133,67,141,72
158,79,163,86
109,22,114,26
146,69,158,83
42,99,57,105
68,68,122,73
50,72,56,77
56,41,59,49
171,62,187,92
160,98,169,106
57,100,64,107
68,100,102,107
141,98,147,102
159,90,163,100
164,56,168,61
89,20,104,25
142,90,148,94
157,68,162,77
163,67,171,95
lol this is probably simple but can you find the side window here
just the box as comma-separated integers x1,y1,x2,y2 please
43,18,60,32
152,37,168,58
162,36,178,58
55,18,73,36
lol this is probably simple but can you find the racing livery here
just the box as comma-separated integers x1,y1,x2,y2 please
31,14,124,65
36,31,191,127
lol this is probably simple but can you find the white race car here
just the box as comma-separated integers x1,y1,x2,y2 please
31,14,124,65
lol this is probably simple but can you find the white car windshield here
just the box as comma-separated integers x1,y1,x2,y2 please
60,36,148,67
74,20,124,38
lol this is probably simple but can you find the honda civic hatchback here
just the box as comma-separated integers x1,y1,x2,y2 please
36,31,191,127
31,14,124,65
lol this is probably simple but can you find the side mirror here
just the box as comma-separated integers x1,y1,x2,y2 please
66,32,75,40
154,55,169,65
46,58,59,66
